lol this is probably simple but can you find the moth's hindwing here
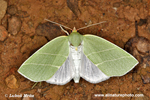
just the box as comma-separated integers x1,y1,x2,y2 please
80,49,110,83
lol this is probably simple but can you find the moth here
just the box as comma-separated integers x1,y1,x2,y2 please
18,20,138,85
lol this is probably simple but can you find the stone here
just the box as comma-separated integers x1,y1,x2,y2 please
8,16,21,35
0,25,8,41
7,5,18,15
5,74,19,88
35,22,64,40
0,0,7,22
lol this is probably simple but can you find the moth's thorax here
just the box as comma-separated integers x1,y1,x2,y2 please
68,31,83,47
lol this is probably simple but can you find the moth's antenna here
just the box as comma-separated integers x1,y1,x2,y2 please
77,21,107,31
60,26,69,35
44,19,72,31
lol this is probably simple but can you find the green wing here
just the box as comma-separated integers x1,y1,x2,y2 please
83,35,138,76
18,36,69,82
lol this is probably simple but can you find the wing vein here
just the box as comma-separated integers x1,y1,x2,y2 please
95,56,131,66
38,53,68,58
86,48,116,56
22,63,60,68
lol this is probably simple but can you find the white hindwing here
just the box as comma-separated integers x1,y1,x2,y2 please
46,51,74,85
80,43,110,83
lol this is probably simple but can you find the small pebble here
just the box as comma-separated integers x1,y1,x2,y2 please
141,74,150,84
37,89,42,93
7,5,18,15
5,74,19,88
8,16,21,35
0,0,7,21
0,25,8,41
136,38,150,54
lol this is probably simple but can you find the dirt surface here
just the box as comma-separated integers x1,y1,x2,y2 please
0,0,150,100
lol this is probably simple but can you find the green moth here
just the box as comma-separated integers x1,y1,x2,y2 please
18,21,139,85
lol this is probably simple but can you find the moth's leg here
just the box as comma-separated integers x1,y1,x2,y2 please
60,26,69,35
31,82,41,89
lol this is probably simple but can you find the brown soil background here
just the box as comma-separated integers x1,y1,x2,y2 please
0,0,150,100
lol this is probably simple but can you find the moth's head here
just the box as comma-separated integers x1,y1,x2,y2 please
68,27,83,47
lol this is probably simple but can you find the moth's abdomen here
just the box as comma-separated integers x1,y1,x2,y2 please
70,45,82,83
